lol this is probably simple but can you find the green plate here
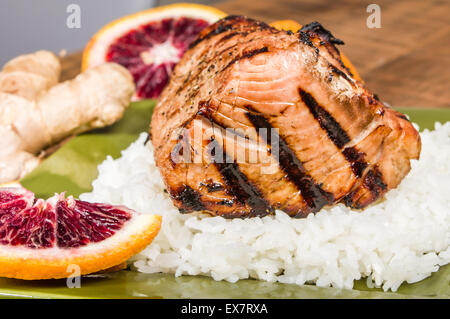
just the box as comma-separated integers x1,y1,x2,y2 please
0,101,448,299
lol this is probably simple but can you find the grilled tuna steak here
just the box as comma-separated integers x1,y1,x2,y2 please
150,16,421,218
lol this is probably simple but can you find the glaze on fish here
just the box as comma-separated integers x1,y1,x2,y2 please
150,16,421,218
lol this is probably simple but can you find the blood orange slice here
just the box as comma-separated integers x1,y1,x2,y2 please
0,186,161,280
82,3,226,100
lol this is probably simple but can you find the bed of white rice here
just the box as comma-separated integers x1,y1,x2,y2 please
81,122,450,292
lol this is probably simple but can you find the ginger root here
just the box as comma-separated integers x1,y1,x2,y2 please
0,51,61,100
0,51,135,183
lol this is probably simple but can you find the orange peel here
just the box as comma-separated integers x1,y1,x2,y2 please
0,214,161,280
0,186,161,280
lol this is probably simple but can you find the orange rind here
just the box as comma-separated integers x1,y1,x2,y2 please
0,186,161,280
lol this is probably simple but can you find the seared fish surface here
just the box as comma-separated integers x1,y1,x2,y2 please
150,16,421,218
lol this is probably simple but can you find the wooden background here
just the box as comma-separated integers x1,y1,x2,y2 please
62,0,450,108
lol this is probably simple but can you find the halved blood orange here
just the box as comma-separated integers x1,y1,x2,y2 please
270,19,303,33
0,185,161,280
270,20,362,81
82,3,226,100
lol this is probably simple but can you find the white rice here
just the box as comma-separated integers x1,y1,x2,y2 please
81,122,450,292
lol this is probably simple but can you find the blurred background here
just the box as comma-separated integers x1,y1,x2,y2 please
0,0,221,65
0,0,156,65
0,0,448,107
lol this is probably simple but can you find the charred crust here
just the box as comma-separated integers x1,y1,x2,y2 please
299,22,355,79
292,209,312,219
298,31,319,55
189,20,234,49
342,192,356,208
218,199,234,206
342,167,387,209
364,167,387,195
218,207,273,219
300,22,344,46
172,185,207,212
225,15,271,30
299,22,344,60
222,15,248,22
220,31,249,42
342,147,368,178
200,181,225,192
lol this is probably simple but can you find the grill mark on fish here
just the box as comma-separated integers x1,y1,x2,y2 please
189,22,234,49
222,46,269,71
342,166,387,209
364,167,387,194
317,44,353,79
299,88,350,149
328,63,355,85
220,31,248,42
197,108,273,216
245,106,334,214
196,100,272,215
189,15,269,49
172,185,206,213
330,52,354,79
342,147,368,178
298,88,377,183
223,15,271,31
298,87,390,206
212,137,273,216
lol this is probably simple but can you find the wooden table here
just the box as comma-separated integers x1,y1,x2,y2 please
61,0,450,108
